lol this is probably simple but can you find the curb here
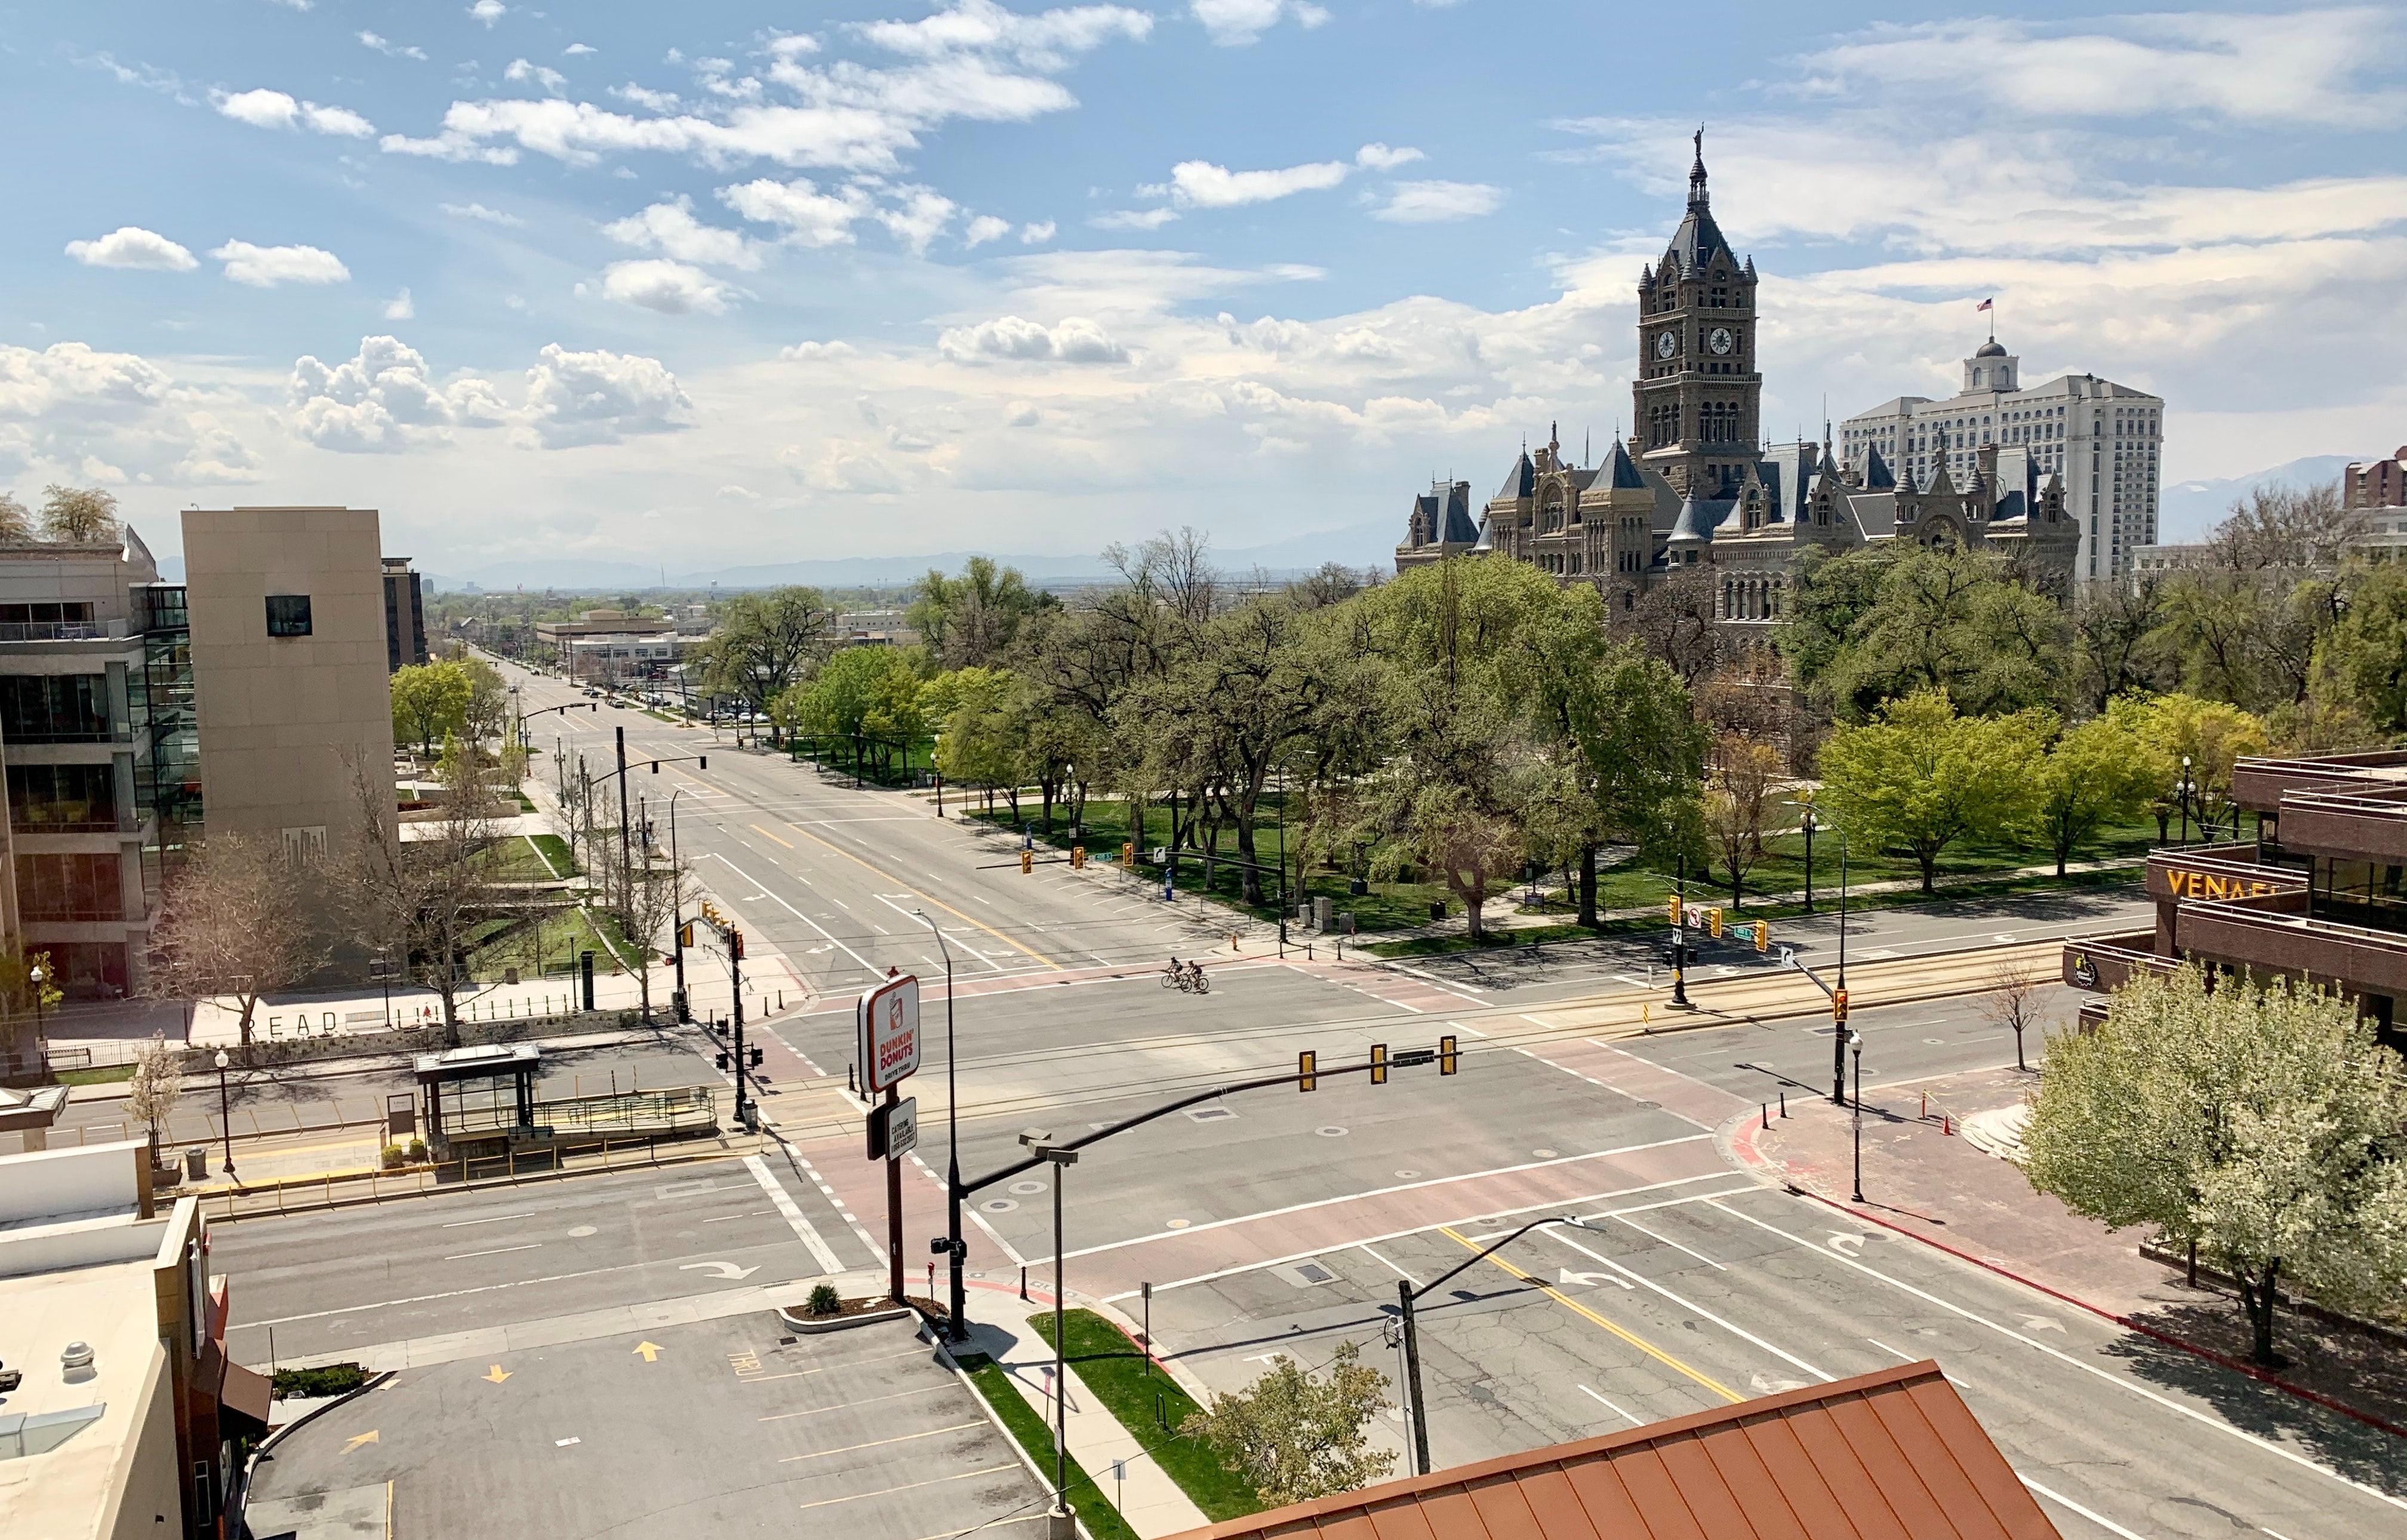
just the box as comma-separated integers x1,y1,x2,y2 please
778,1303,913,1333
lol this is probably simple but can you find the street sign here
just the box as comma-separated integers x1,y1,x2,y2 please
857,974,922,1093
885,1097,918,1159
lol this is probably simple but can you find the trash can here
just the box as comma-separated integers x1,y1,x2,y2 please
185,1147,207,1182
1429,901,1446,922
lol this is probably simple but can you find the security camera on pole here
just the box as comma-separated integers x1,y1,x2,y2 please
858,973,922,1307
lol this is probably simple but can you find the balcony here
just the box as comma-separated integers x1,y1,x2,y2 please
2061,932,2177,993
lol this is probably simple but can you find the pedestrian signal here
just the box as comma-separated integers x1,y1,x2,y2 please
1438,1034,1459,1075
748,1045,764,1067
715,1051,730,1070
1020,850,1033,874
1298,1050,1317,1092
1369,1043,1389,1086
696,755,707,769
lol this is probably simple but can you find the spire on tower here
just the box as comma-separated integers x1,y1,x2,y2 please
1688,127,1709,210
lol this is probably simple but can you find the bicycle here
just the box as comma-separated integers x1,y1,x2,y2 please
1160,960,1210,995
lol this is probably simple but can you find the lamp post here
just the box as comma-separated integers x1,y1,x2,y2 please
28,963,46,1048
214,1049,235,1176
933,733,944,818
669,790,688,1021
1800,807,1817,914
1019,1129,1079,1523
2180,754,2193,843
914,909,967,1339
1832,830,1850,1106
1850,1031,1866,1203
1396,1215,1598,1474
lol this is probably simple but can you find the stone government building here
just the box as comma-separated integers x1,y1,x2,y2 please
1395,137,2154,616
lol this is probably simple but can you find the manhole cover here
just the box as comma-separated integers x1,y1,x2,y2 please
1008,1180,1048,1196
1532,1148,1559,1159
1165,1218,1191,1229
567,1225,597,1237
981,1198,1018,1213
1395,1169,1421,1179
1315,1126,1349,1138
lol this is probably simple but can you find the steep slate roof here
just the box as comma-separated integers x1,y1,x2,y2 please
1664,132,1734,275
1495,451,1537,503
1167,1362,2061,1540
1600,438,1648,490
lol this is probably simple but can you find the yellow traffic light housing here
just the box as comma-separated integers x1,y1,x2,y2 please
1369,1043,1389,1085
1709,907,1724,940
1298,1050,1317,1092
1666,894,1680,927
1122,842,1135,866
1833,987,1849,1024
1438,1034,1458,1075
1755,920,1769,953
1071,845,1086,869
678,920,695,948
1020,850,1033,874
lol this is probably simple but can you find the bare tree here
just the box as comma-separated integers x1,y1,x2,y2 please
337,749,505,1046
1703,736,1781,907
124,1033,182,1168
147,831,332,1048
1615,564,1726,686
1977,956,2049,1071
0,492,32,541
621,855,692,1025
39,484,121,543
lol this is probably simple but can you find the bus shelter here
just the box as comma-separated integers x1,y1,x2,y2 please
415,1043,544,1160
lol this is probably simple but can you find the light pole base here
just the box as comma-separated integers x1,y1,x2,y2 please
1045,1507,1077,1539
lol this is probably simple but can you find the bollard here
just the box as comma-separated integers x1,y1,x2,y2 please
1020,1265,1029,1301
1943,1114,1953,1136
1780,1091,1788,1118
1922,1092,1928,1119
1761,1103,1769,1131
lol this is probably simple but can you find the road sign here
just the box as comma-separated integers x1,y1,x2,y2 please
888,1097,918,1159
857,974,921,1093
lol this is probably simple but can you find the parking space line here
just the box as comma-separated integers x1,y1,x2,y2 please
759,1384,955,1421
777,1421,983,1462
795,1465,1018,1511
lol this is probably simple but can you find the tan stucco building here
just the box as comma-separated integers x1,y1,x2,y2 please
181,508,397,868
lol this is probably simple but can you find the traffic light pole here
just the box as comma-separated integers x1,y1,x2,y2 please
1670,853,1691,1009
1396,1215,1595,1474
1832,831,1849,1106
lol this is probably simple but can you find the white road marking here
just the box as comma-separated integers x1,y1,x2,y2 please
2020,1475,2153,1540
744,1154,845,1274
1610,1212,1726,1270
444,1243,542,1261
1357,1244,1420,1285
1711,1197,2407,1515
1578,1384,1646,1427
439,1212,533,1228
707,854,881,972
1535,1226,1831,1384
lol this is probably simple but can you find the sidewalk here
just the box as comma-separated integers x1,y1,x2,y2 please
957,1278,1209,1539
1731,1061,2407,1437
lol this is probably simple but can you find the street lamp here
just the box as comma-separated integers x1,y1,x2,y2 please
27,963,45,1046
669,790,689,1021
915,909,967,1339
932,733,944,819
1395,1215,1596,1474
214,1049,235,1176
1799,807,1817,914
1019,1129,1079,1523
1849,1031,1866,1204
2180,754,2193,843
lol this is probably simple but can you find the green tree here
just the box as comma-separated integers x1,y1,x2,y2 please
907,556,1058,670
1814,691,2045,892
39,484,121,543
1180,1341,1396,1507
125,1033,182,1168
775,646,928,780
2314,557,2407,733
2022,967,2407,1365
694,587,836,736
390,660,473,757
2027,712,2168,876
931,668,1023,815
2107,692,2266,839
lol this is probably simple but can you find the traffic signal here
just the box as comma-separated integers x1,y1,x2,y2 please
697,755,707,769
1833,987,1849,1024
749,1045,764,1067
678,921,695,948
1020,850,1033,874
1369,1043,1389,1086
1438,1034,1458,1075
651,760,660,772
1709,908,1724,940
715,1050,730,1070
1755,920,1769,954
1298,1049,1317,1092
730,930,743,961
1071,846,1086,869
1666,894,1680,927
1122,842,1135,866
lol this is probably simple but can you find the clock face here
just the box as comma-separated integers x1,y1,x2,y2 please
1654,329,1678,360
1708,327,1735,356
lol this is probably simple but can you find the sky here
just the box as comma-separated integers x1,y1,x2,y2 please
5,1,2405,581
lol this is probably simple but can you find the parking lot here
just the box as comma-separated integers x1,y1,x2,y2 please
244,1314,1052,1539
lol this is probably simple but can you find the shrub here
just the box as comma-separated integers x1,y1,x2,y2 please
807,1283,842,1316
271,1363,368,1400
378,1144,405,1169
405,1137,427,1160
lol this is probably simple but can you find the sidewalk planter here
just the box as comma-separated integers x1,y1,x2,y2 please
777,1301,914,1334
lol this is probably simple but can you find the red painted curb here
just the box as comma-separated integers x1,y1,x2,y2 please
1789,1184,2407,1443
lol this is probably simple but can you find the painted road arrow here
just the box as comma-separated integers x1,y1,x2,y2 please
679,1261,761,1281
482,1365,512,1383
1556,1268,1633,1290
633,1341,663,1362
344,1430,379,1451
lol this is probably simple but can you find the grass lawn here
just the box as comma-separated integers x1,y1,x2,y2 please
56,1062,137,1086
1025,1308,1264,1523
955,1353,1140,1540
525,833,578,877
482,835,574,882
467,904,643,981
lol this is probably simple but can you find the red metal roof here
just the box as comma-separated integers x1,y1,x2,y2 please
1165,1361,2061,1540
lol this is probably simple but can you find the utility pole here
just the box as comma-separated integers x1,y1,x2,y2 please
669,791,688,1021
614,725,632,919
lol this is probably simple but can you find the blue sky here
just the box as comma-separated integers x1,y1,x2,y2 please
6,2,2405,579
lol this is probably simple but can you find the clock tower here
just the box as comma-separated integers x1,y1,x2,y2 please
1633,133,1760,498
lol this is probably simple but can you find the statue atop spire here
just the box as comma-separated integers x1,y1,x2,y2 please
1688,126,1709,210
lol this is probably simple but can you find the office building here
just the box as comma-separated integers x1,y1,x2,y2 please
0,1139,269,1539
2064,749,2407,1049
380,556,427,672
2346,445,2406,512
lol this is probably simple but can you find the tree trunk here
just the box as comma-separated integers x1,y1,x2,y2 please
2239,1258,2282,1365
1578,845,1598,929
1463,880,1485,940
1919,852,1938,894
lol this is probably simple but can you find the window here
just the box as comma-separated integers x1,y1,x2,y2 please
15,854,122,921
7,763,120,832
265,595,313,637
0,675,110,743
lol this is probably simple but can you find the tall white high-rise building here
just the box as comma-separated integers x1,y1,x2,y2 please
1840,337,2162,581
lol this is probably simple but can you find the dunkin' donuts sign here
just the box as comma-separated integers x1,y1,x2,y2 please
857,975,922,1094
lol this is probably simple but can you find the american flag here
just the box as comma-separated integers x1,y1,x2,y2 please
1976,297,1993,312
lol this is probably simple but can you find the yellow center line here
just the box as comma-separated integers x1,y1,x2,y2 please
1438,1225,1741,1404
777,820,1060,971
749,823,795,849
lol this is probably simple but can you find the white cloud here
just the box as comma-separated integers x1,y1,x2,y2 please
604,198,762,268
720,177,867,247
212,87,375,136
1170,156,1349,208
612,82,681,111
210,241,350,287
441,201,524,226
384,288,415,321
504,57,567,93
717,483,760,500
964,214,1012,247
64,227,198,272
1372,180,1505,223
565,43,598,56
874,187,956,255
1021,220,1056,244
1353,143,1423,172
1091,207,1179,230
938,315,1128,364
0,342,260,486
1191,0,1329,47
288,335,506,452
600,258,737,314
359,32,427,61
781,340,857,360
521,343,691,446
854,0,1152,67
468,1,507,26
